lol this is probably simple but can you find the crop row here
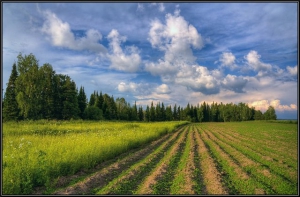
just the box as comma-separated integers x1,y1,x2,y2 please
197,123,297,194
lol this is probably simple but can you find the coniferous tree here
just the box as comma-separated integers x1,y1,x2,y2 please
161,102,166,121
77,86,87,119
61,76,80,120
155,102,162,121
145,105,150,122
89,91,96,107
138,106,144,121
132,101,138,121
166,105,172,121
3,63,20,121
150,101,155,121
173,104,177,120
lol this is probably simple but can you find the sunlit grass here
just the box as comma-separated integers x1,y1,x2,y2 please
3,120,188,194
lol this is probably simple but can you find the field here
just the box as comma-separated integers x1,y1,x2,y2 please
2,121,298,195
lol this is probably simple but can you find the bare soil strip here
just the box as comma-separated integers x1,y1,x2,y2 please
179,127,196,194
200,129,251,194
96,126,185,194
136,126,188,194
212,129,297,184
52,127,184,195
214,127,296,161
220,129,297,167
170,126,195,194
194,126,228,195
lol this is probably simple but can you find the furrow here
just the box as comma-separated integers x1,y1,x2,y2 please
53,127,184,195
212,126,297,165
200,128,259,194
207,129,297,194
193,125,228,195
136,125,189,194
204,129,275,194
170,125,195,194
95,126,185,194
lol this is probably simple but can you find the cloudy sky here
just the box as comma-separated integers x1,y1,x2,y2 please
2,2,298,119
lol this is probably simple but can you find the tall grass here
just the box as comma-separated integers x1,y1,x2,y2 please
3,120,188,194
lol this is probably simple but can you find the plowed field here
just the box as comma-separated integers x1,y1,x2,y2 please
40,122,297,195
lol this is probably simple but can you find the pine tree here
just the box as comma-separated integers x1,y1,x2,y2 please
138,106,144,121
3,63,20,121
173,104,177,120
145,105,150,122
150,101,155,121
89,91,96,107
77,86,87,119
61,76,80,120
165,105,172,121
161,102,166,121
132,101,138,121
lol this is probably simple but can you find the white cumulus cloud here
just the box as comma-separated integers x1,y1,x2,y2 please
222,74,248,93
245,50,272,76
156,84,171,94
248,99,297,112
41,10,107,53
107,29,141,72
219,52,238,70
145,9,221,95
286,65,298,76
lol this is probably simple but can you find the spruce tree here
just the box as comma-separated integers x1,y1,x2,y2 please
77,86,87,119
3,63,19,121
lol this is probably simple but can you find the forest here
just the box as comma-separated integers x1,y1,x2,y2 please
3,53,277,122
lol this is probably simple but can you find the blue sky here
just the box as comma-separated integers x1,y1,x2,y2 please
2,2,298,119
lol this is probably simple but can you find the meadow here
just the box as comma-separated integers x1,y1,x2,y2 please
2,120,298,194
2,120,188,194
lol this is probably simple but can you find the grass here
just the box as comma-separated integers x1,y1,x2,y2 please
2,120,188,194
3,120,297,195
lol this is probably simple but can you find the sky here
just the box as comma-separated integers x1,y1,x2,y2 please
2,2,298,119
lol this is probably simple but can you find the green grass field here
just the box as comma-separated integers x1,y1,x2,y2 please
2,120,298,194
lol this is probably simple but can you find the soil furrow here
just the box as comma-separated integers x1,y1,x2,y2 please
170,125,195,194
96,126,185,194
194,126,228,195
213,129,297,172
200,128,250,194
211,129,298,184
136,125,189,194
52,127,184,195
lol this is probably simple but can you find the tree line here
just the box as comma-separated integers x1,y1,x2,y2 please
3,53,277,122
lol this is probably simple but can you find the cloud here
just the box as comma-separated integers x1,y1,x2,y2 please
174,65,220,94
219,52,238,70
221,74,248,93
41,10,107,53
286,65,298,76
245,50,272,76
150,3,165,12
249,99,297,112
145,9,222,95
158,3,165,12
107,29,141,72
137,3,144,12
118,82,138,92
156,84,171,94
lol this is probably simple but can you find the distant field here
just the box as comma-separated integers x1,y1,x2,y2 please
2,121,298,194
